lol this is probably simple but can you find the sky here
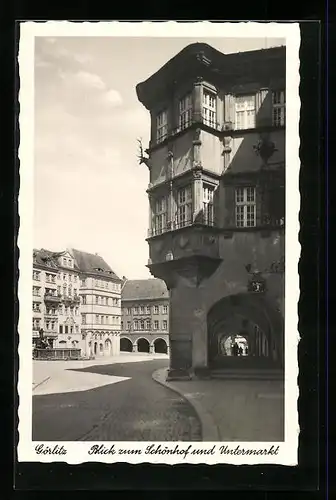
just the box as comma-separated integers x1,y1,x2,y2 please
34,35,285,280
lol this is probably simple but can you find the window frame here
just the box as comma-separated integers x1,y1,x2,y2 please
156,109,168,143
235,94,256,130
202,89,217,128
272,90,286,127
235,186,257,228
176,185,193,229
178,93,193,130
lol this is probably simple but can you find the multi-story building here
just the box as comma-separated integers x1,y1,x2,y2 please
136,43,286,379
71,249,122,358
32,248,122,357
120,279,169,354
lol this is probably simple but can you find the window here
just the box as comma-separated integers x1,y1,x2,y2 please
140,306,145,315
106,315,109,324
235,187,256,227
126,307,131,315
64,326,68,334
63,273,66,280
121,321,124,330
163,320,168,330
153,196,167,235
156,109,168,143
81,278,86,287
32,318,41,330
154,320,159,330
203,184,215,225
134,320,138,330
96,314,99,324
133,306,138,314
146,306,151,314
59,325,63,333
127,321,131,330
145,319,151,330
154,305,159,315
163,305,168,314
33,286,40,296
176,185,192,228
272,90,286,127
139,320,144,330
69,274,72,282
179,93,193,130
33,270,40,281
235,95,256,130
82,295,86,305
203,90,217,128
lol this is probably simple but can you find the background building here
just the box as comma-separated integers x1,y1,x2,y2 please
32,248,122,357
71,249,122,358
136,43,285,379
120,279,169,354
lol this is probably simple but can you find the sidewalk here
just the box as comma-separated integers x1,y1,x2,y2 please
33,353,168,396
153,368,284,442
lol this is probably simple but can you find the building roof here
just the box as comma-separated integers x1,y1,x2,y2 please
33,248,65,270
70,248,121,281
122,279,169,301
136,43,285,110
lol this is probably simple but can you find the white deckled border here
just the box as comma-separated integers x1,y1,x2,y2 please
17,21,301,466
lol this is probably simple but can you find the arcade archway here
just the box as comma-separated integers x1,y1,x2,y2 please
137,338,150,353
154,338,168,354
120,337,133,352
207,293,283,370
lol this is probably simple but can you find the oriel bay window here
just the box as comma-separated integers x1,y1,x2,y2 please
202,89,217,128
235,187,256,227
179,93,193,130
235,95,256,130
202,184,215,225
272,90,286,127
176,185,192,228
153,196,167,235
156,109,168,143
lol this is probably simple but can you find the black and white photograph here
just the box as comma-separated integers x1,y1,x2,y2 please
18,21,300,465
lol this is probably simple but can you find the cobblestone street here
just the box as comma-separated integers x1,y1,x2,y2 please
32,358,202,442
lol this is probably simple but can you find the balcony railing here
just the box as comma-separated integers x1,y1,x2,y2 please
44,313,58,319
44,292,62,303
43,330,58,338
62,295,80,304
148,217,215,238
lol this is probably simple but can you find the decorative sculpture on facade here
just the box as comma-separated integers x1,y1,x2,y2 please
253,132,278,166
137,138,151,169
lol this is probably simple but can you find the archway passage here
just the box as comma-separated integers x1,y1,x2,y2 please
207,294,284,371
137,338,150,353
104,338,112,356
120,337,133,352
154,338,168,354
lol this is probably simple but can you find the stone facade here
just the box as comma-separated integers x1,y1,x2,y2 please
32,248,122,357
136,43,285,379
120,279,169,354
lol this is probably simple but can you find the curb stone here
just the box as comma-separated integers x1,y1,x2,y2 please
152,368,220,442
32,376,51,391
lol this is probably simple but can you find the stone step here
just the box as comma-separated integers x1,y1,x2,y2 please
210,369,283,380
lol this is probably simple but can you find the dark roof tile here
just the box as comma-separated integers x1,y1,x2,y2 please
122,279,169,301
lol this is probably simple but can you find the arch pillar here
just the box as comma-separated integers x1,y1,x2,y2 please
132,343,138,353
148,255,221,380
149,344,155,354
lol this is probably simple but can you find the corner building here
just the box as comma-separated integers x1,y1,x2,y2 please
136,43,285,379
120,279,169,354
71,249,122,358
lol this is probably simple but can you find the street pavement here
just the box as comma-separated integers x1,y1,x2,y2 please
32,357,202,442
